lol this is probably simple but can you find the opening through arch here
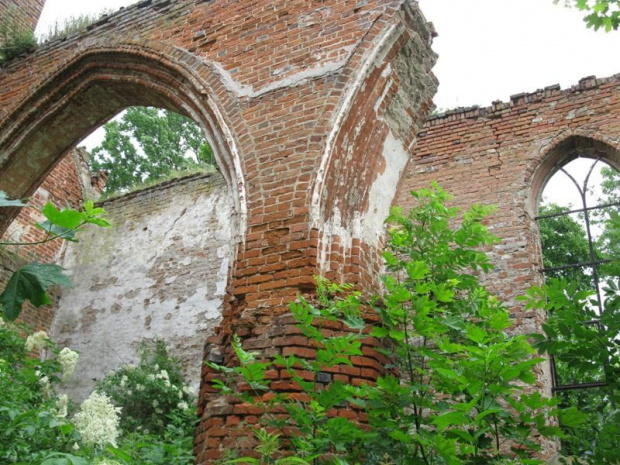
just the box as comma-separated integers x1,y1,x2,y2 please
0,45,246,238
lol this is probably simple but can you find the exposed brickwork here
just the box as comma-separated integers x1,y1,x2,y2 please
396,76,620,451
0,1,438,462
3,0,620,461
397,74,620,312
0,0,45,39
0,148,104,332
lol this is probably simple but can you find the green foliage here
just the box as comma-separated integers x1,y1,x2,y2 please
97,339,196,436
557,0,620,30
524,267,620,462
211,280,367,463
38,11,113,43
91,107,215,194
0,322,80,463
594,166,620,265
362,184,560,464
528,163,620,461
0,323,196,464
537,204,595,291
213,184,566,465
1,262,72,321
0,193,110,321
0,7,36,64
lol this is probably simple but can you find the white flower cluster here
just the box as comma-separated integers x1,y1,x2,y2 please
57,347,79,381
25,331,48,351
73,392,121,448
182,384,194,397
155,369,171,387
35,370,52,397
56,394,69,418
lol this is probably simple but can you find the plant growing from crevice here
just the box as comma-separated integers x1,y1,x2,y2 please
38,10,117,43
0,6,36,64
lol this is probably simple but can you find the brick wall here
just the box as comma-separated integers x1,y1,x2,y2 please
395,76,620,444
2,0,620,460
0,147,104,332
397,74,620,311
0,0,45,43
0,1,438,462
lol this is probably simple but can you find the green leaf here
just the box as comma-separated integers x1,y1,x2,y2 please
223,458,260,465
1,262,71,321
465,325,487,344
35,221,78,241
434,411,469,430
559,407,587,428
370,326,389,338
406,261,429,280
82,200,111,227
41,203,84,229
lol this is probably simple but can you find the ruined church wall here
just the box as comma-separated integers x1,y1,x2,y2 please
0,148,104,332
0,0,45,35
397,74,620,336
51,171,234,400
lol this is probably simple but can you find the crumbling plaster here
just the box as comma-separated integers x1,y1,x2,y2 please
51,172,234,400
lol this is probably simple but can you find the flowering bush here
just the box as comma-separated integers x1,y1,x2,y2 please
73,392,121,448
58,347,79,381
0,321,80,462
0,321,197,464
97,339,195,435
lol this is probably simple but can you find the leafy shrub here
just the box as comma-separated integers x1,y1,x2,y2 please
525,211,620,464
97,339,196,435
211,184,573,464
0,322,197,464
0,322,81,462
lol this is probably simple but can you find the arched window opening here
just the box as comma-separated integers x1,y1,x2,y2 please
538,156,619,389
537,156,620,454
85,106,216,197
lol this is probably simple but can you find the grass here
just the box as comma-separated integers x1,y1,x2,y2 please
98,164,218,202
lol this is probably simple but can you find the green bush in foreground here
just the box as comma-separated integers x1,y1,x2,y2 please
211,184,581,465
0,323,196,464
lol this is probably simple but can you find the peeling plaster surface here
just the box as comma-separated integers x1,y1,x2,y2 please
51,173,234,400
319,131,409,270
363,131,409,245
311,24,400,226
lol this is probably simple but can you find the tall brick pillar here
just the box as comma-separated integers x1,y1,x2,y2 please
195,2,438,462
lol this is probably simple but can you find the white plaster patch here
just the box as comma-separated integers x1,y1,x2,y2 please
213,57,350,99
362,131,409,246
51,174,234,401
317,131,409,272
318,207,363,273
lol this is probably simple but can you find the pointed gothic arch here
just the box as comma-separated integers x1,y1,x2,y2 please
0,40,247,238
